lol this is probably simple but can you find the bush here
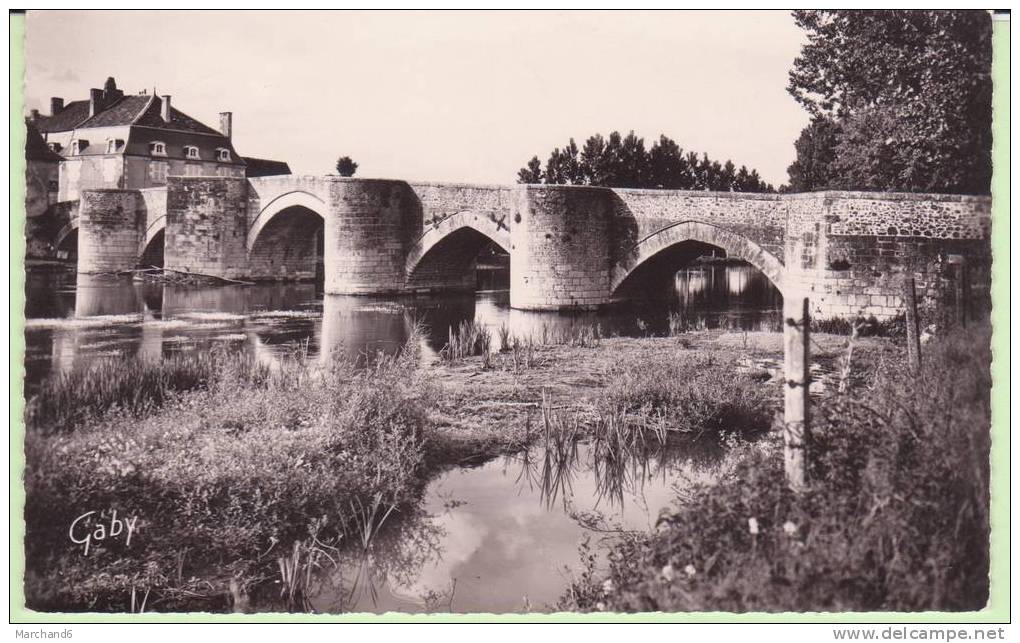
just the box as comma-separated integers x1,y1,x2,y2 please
563,325,991,612
598,351,775,438
24,339,434,612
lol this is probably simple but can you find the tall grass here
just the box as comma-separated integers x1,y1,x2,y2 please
560,325,992,612
24,332,434,612
26,351,273,434
440,320,492,362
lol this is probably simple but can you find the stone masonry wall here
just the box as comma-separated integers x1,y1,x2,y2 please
323,179,420,295
77,189,142,273
511,185,613,310
165,177,250,279
782,192,991,321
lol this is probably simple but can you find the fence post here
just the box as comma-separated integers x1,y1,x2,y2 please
903,276,922,373
783,296,810,492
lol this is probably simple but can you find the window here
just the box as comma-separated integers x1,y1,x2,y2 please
184,145,200,159
148,161,168,185
48,142,62,154
185,164,203,177
150,141,166,156
71,139,88,155
216,148,231,162
106,139,124,154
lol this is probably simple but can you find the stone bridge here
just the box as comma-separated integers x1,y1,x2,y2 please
72,176,991,320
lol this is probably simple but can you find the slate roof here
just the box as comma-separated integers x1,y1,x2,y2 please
24,122,63,162
33,100,90,133
74,95,153,128
134,96,223,135
243,157,291,177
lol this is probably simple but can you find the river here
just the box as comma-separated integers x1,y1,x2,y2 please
23,263,781,396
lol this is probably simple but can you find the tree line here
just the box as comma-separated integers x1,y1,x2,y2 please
517,131,774,192
785,10,992,194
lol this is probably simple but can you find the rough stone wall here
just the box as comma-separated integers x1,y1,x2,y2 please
77,189,142,273
408,182,514,232
246,175,330,229
610,189,787,261
165,177,249,278
323,179,420,294
511,185,613,309
782,192,991,320
248,207,322,280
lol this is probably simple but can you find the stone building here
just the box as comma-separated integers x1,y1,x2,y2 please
30,76,248,201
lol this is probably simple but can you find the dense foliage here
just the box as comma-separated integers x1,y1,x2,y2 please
786,10,992,194
517,131,774,192
335,155,358,177
561,325,992,612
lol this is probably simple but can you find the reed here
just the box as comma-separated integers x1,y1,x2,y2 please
26,350,273,434
440,320,492,362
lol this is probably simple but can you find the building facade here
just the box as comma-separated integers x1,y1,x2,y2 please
31,77,248,201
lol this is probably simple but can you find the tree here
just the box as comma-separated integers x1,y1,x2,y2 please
517,131,773,192
786,116,841,192
786,10,992,194
335,156,358,177
517,156,543,184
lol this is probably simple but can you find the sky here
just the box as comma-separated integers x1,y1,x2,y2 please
24,10,810,187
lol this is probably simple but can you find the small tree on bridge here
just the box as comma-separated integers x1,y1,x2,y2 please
335,156,359,177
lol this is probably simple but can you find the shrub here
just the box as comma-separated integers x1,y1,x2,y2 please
561,325,991,612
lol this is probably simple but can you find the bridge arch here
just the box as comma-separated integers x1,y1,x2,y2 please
54,220,79,258
248,191,327,281
611,220,786,297
405,210,511,292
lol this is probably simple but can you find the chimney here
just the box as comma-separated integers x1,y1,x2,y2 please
50,97,64,115
29,109,40,121
89,88,102,117
219,112,232,139
160,95,171,122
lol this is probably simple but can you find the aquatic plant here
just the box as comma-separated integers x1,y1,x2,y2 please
440,320,492,362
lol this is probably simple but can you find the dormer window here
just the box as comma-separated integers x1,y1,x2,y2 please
150,141,166,157
106,138,124,153
71,139,89,155
216,148,231,162
184,145,200,160
48,142,62,154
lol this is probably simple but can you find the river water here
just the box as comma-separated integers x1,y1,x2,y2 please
305,439,729,613
24,263,782,613
22,264,781,396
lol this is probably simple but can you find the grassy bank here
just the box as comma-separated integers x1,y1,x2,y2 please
25,322,803,612
24,338,436,612
559,325,991,612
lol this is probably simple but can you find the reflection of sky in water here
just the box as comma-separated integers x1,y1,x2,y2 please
313,443,726,614
23,264,781,395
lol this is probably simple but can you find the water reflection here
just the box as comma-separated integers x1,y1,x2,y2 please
306,437,728,614
22,264,782,396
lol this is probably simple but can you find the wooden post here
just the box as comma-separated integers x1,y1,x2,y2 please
903,276,922,373
783,296,810,492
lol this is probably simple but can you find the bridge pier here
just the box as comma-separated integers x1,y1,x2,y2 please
77,190,143,273
323,179,420,295
510,185,613,310
164,177,249,279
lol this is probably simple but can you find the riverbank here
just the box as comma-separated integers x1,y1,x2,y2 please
23,326,932,613
558,325,992,613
